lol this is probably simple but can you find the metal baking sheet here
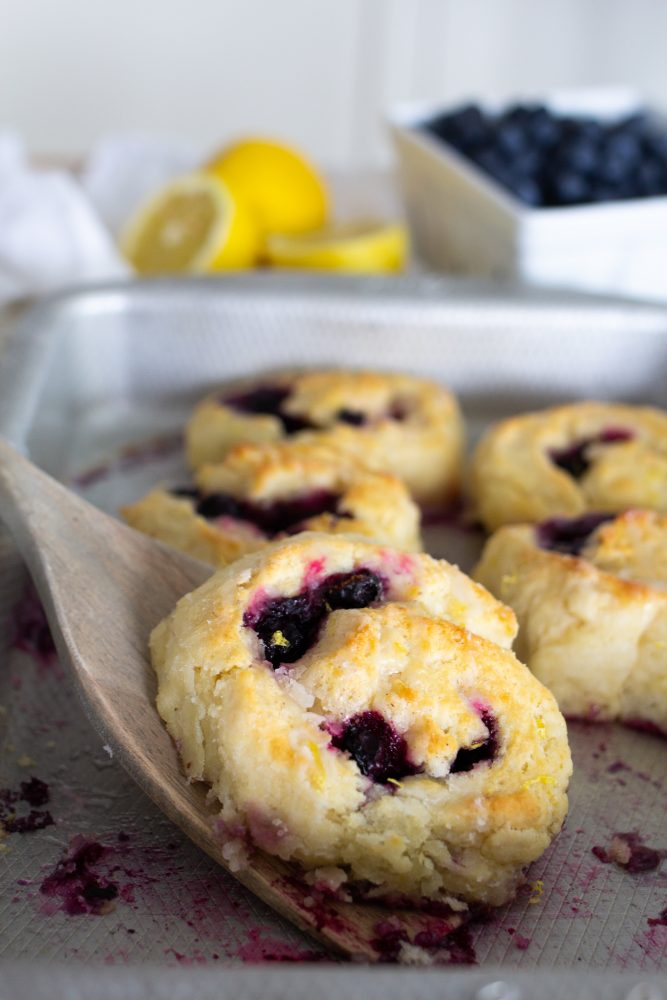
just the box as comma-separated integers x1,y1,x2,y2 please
1,273,666,998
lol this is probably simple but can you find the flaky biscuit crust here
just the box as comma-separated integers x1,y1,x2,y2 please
123,441,422,567
151,533,570,906
474,510,667,732
185,370,464,505
468,401,667,531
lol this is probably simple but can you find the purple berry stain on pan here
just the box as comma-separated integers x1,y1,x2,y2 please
371,916,478,963
648,907,667,928
591,832,665,873
9,586,58,671
0,777,53,834
235,928,326,963
40,836,119,915
72,432,184,489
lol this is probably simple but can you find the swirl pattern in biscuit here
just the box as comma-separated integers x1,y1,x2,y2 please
185,370,463,505
151,533,570,907
468,401,667,530
123,440,421,567
474,509,667,735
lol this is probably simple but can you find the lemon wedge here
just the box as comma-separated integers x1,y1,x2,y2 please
265,220,408,273
121,173,260,274
205,137,329,238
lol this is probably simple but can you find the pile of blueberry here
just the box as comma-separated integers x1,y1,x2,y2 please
424,103,667,207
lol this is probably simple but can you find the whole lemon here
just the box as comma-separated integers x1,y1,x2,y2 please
205,137,329,239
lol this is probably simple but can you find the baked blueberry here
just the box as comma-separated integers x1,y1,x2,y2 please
536,513,614,556
329,711,421,784
323,569,384,610
450,709,499,773
246,568,384,667
550,428,634,480
223,384,314,435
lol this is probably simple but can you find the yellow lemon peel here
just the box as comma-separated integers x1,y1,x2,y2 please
528,879,544,904
122,173,260,274
307,741,326,791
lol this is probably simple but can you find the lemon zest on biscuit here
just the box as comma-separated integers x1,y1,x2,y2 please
447,598,467,621
528,879,544,904
523,774,555,790
535,715,546,736
307,741,326,791
469,741,485,750
271,630,291,649
386,778,403,789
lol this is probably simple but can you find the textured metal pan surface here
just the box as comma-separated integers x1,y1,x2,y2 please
0,274,665,997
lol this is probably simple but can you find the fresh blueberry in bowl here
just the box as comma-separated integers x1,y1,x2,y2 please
423,102,667,207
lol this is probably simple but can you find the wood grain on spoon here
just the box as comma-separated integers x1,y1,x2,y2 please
0,437,464,961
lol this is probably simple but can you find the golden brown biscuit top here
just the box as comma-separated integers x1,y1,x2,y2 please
469,400,667,529
582,509,667,588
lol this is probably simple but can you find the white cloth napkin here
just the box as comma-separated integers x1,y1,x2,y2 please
81,134,202,237
0,133,204,305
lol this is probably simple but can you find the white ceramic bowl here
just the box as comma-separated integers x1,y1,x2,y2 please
389,88,667,301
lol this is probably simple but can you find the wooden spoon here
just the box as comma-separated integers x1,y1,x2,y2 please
0,437,464,961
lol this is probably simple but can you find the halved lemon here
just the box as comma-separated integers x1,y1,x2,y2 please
264,220,408,273
205,137,329,238
121,173,260,274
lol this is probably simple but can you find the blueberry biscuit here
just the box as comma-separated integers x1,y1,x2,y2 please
122,441,422,567
185,370,464,505
151,533,571,907
474,509,667,735
468,401,667,531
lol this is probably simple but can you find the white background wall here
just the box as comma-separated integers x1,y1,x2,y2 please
2,0,666,168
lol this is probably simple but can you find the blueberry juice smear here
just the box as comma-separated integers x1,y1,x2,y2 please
329,711,421,784
537,512,614,556
245,569,384,667
40,837,119,916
